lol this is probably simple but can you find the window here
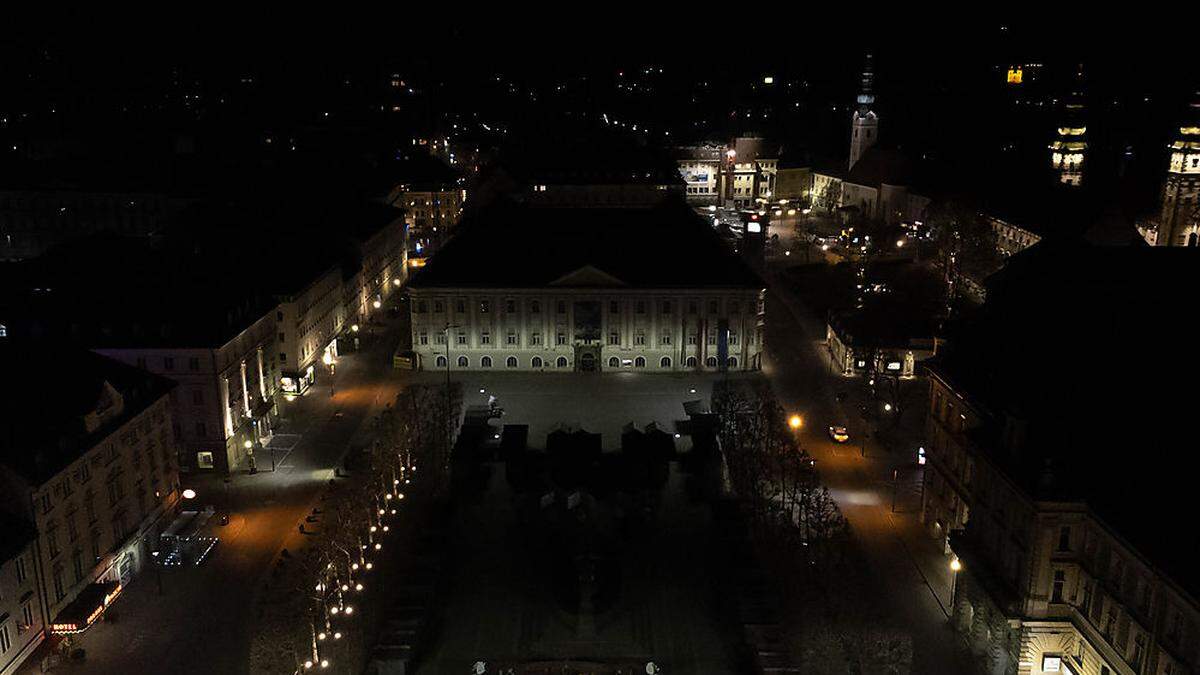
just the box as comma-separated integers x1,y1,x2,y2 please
608,332,619,345
660,333,671,345
686,356,698,367
435,355,447,368
280,352,287,363
661,301,671,314
556,357,568,368
457,356,468,367
41,493,52,514
456,299,466,313
1052,570,1066,603
635,301,646,314
707,331,717,345
457,333,467,345
505,299,516,313
729,331,738,345
556,301,566,314
706,356,718,367
532,357,543,368
418,332,429,345
1131,634,1146,672
195,422,207,438
163,356,175,370
634,333,646,346
660,357,672,368
415,301,427,313
1,622,10,655
481,356,493,368
188,357,200,371
727,356,739,368
634,357,646,368
506,356,518,368
506,332,518,345
434,300,444,313
481,332,491,345
730,301,740,314
1057,526,1071,552
479,300,490,313
530,301,541,313
688,301,698,315
556,333,567,345
531,333,542,345
608,357,620,367
609,300,620,314
15,555,28,583
52,567,65,601
21,600,33,630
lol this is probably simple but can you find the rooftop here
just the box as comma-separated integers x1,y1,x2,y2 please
0,342,176,485
410,197,761,290
930,239,1200,597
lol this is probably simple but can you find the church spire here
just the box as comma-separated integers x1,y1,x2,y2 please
849,53,879,171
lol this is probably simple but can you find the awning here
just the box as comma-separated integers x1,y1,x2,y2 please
49,581,122,634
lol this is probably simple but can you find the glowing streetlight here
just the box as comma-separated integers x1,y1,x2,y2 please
373,299,382,309
182,488,197,500
950,558,962,572
950,557,962,605
322,352,334,366
788,414,803,430
351,324,359,333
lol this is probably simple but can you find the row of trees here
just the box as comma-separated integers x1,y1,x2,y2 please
712,381,848,568
249,383,459,674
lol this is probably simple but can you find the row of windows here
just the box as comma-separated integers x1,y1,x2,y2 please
419,330,746,347
432,355,740,369
415,297,748,316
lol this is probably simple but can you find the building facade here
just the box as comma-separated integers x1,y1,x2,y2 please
409,287,764,373
0,348,181,643
674,138,779,209
923,367,1200,675
0,518,43,675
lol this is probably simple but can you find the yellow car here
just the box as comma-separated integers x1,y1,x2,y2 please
828,425,850,443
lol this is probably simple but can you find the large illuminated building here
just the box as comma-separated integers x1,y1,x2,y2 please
673,137,781,209
1049,68,1088,187
0,345,180,648
1154,93,1200,247
922,242,1200,675
408,198,763,373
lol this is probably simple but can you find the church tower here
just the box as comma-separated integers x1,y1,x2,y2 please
849,54,878,171
1156,92,1200,246
1049,65,1087,187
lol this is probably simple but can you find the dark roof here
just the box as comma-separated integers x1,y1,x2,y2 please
932,240,1200,597
846,147,914,186
0,342,176,485
0,197,403,347
411,198,760,290
0,511,37,562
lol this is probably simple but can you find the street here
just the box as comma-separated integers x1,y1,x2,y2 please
761,265,975,672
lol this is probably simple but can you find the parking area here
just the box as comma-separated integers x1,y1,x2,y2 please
408,370,765,452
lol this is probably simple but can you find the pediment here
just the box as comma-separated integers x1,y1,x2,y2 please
549,265,627,287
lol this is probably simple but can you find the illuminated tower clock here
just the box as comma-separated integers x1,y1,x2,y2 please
1157,93,1200,246
849,54,878,171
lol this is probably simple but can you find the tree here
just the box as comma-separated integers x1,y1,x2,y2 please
925,199,1000,309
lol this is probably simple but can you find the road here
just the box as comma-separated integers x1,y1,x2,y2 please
22,317,409,675
760,265,976,672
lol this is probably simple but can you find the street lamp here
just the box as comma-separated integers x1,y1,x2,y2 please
950,557,962,607
788,414,803,431
182,488,197,500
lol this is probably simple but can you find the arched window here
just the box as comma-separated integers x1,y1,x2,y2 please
506,356,518,368
532,356,543,368
457,356,468,367
727,356,738,368
556,356,568,368
481,356,493,368
634,357,646,368
608,356,620,368
435,355,447,368
705,356,718,367
686,356,697,367
660,356,672,368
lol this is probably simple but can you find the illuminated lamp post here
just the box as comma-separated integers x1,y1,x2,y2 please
949,557,962,608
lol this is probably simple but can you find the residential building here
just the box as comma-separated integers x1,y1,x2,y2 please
0,515,43,675
920,241,1200,675
408,198,764,373
673,137,781,208
0,344,180,640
